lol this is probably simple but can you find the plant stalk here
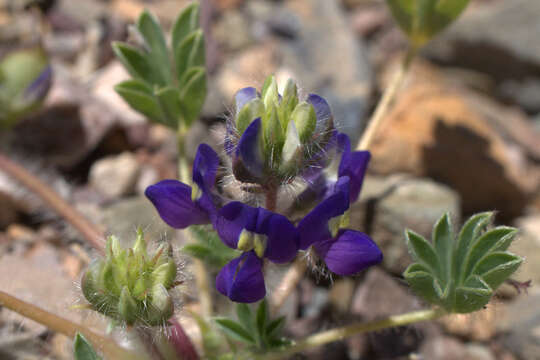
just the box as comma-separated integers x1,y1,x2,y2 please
0,152,105,253
259,308,446,359
356,48,415,151
0,290,138,359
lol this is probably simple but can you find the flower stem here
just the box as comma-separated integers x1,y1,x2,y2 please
0,290,139,360
356,48,416,151
176,124,213,317
0,151,105,254
259,308,446,359
270,255,307,314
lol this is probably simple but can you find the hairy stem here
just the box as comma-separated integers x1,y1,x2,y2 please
177,125,213,317
0,290,138,359
0,152,105,253
260,308,446,359
264,186,278,212
270,256,307,314
356,48,415,151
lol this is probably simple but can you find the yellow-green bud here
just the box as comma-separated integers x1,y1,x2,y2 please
291,102,316,143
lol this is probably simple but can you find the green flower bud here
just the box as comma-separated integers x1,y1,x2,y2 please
80,229,179,326
290,102,316,143
261,75,279,109
236,98,264,134
279,120,303,174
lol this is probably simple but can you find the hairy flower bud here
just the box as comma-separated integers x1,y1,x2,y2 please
81,229,178,326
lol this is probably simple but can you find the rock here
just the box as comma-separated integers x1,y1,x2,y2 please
0,191,18,229
438,306,498,342
424,0,540,113
464,344,496,360
89,152,140,198
498,289,540,360
511,215,540,287
420,336,467,360
351,175,461,274
351,268,424,357
213,10,253,52
328,278,355,313
371,61,539,221
101,196,173,246
136,165,159,196
280,0,372,143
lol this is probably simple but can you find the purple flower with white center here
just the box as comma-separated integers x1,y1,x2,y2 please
298,176,382,276
215,202,299,302
145,143,219,228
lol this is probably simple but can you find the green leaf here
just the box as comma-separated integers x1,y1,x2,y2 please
403,263,443,305
112,42,162,85
256,299,268,339
453,212,492,279
172,3,200,54
236,303,255,333
266,317,285,338
187,225,239,268
175,29,205,84
137,10,171,83
73,333,102,360
155,86,182,127
473,252,522,289
214,318,256,344
462,227,517,279
179,67,206,126
385,0,470,47
454,275,492,313
405,230,440,275
114,80,167,125
432,212,453,283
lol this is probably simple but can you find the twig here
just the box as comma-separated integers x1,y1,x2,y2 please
0,152,105,254
0,290,138,360
258,308,446,360
356,48,415,151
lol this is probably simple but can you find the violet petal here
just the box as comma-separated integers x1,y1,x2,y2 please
235,87,258,114
216,252,266,303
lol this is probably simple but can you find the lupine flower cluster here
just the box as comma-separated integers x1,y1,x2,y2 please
146,76,382,303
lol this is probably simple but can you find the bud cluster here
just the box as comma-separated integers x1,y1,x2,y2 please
81,230,178,326
229,76,335,186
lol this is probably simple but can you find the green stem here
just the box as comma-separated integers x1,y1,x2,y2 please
356,47,416,151
259,308,446,360
0,290,139,360
176,123,213,317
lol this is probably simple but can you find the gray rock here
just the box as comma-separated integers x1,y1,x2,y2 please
89,152,140,198
101,196,174,247
280,0,373,143
511,215,540,288
351,175,461,274
425,0,540,113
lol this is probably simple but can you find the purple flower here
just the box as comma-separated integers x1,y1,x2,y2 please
298,174,381,276
145,144,219,228
215,202,299,302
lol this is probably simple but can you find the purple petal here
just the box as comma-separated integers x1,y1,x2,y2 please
216,252,266,303
255,208,299,263
314,229,382,276
297,177,350,250
235,118,264,179
235,87,258,113
192,144,219,193
216,202,258,249
145,180,209,228
24,65,52,101
337,133,370,202
307,94,332,126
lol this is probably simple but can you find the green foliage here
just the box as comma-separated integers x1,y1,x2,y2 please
73,333,102,360
214,300,291,353
386,0,470,47
81,229,178,326
403,212,522,313
183,225,240,268
113,2,206,129
0,48,51,129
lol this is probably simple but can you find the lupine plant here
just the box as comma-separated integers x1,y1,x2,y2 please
0,1,526,360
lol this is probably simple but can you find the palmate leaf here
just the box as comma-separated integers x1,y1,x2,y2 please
403,212,522,313
185,225,239,268
386,0,470,47
214,318,256,344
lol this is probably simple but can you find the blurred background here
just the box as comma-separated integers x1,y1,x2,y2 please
0,0,539,359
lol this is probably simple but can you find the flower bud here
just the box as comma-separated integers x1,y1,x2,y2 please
80,229,179,326
0,48,52,129
291,102,316,143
